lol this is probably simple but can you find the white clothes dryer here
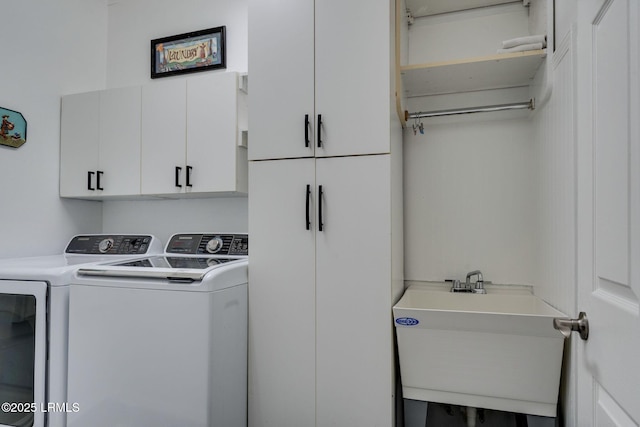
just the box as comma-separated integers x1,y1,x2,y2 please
66,233,248,427
0,235,161,427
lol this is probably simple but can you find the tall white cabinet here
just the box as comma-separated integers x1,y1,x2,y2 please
248,0,403,425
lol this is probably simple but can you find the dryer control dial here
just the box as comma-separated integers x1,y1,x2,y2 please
205,236,224,254
98,238,115,253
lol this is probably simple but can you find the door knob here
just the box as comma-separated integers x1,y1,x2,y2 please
553,312,589,341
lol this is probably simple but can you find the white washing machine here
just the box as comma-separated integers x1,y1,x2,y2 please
66,233,249,427
0,234,162,427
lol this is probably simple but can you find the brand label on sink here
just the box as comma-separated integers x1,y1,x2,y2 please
395,317,419,326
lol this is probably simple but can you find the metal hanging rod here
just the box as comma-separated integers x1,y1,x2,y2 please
405,98,535,121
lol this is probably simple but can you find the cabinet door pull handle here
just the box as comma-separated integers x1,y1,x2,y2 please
305,114,310,148
186,166,193,187
175,166,182,188
318,185,324,232
87,171,95,191
317,114,323,148
305,184,311,230
97,171,104,191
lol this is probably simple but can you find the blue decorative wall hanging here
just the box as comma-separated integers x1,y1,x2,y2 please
0,107,27,148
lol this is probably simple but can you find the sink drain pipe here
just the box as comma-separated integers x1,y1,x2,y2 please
466,406,477,427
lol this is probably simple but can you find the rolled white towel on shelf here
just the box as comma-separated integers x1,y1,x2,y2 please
497,42,544,54
502,34,547,49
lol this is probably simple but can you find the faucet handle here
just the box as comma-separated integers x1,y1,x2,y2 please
472,279,487,294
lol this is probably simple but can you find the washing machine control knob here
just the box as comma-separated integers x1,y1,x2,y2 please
206,237,224,254
98,238,115,253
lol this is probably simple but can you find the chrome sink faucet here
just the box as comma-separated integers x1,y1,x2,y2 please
466,270,486,294
450,270,487,294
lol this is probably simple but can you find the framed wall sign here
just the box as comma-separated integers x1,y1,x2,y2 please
151,26,226,79
0,107,27,148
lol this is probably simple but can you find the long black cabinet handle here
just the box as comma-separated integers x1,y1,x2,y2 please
305,114,310,148
317,114,323,148
97,171,104,191
87,171,95,191
305,184,311,230
175,166,182,188
318,185,324,232
186,166,193,187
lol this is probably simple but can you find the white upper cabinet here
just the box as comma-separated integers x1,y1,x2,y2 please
248,0,314,160
60,87,141,198
59,71,248,200
141,72,247,197
249,0,392,161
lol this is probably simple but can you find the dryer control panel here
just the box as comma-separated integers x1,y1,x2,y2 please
166,233,249,256
65,235,155,255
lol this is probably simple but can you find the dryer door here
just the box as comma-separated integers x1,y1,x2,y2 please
0,280,47,427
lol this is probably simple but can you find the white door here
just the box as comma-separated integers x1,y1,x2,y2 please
248,158,316,427
141,79,186,195
576,0,640,425
314,0,392,158
247,0,315,161
59,91,99,198
186,72,238,193
98,86,142,197
315,155,393,426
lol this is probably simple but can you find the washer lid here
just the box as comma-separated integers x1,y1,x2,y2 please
77,256,245,282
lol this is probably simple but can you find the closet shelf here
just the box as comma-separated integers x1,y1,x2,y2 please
400,49,546,97
406,0,519,18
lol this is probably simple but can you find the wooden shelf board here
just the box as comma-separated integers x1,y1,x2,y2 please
406,0,517,18
401,49,546,97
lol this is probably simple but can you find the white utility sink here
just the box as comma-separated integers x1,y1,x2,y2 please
393,283,567,417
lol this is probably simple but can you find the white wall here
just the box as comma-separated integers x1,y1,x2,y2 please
530,18,578,427
101,0,249,241
106,0,248,88
403,107,536,285
0,0,106,258
530,31,575,321
102,198,248,244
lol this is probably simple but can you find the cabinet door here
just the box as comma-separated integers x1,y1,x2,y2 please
248,0,315,161
248,158,316,427
141,79,186,195
98,86,141,196
315,0,391,157
315,155,393,426
186,72,239,193
60,92,100,198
